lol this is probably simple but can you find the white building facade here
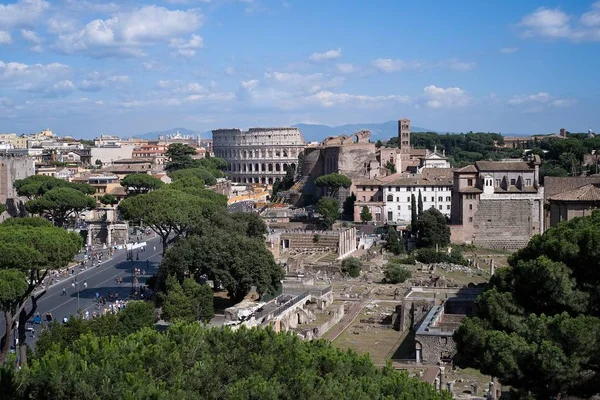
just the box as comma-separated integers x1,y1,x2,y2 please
383,183,453,223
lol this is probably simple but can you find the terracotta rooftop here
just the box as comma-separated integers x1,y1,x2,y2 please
475,161,532,171
543,176,600,201
410,149,427,157
455,165,477,173
549,183,600,202
459,187,483,193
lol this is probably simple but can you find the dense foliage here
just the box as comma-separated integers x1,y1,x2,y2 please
415,208,450,249
14,175,95,199
341,257,362,278
0,217,82,365
385,226,405,255
34,301,155,358
25,187,96,226
316,197,339,229
160,276,214,323
315,173,352,197
360,205,373,222
5,324,450,400
454,212,600,398
415,248,467,266
164,143,226,186
121,173,164,195
383,264,412,284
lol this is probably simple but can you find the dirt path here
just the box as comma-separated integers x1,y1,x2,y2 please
324,288,374,341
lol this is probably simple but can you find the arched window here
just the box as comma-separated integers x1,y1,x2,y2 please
387,195,393,202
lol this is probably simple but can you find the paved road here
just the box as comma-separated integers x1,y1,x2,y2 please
0,236,164,348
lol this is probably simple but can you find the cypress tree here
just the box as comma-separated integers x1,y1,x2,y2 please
411,193,417,233
418,190,423,216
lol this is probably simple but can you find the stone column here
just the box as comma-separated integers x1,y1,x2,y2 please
107,226,112,246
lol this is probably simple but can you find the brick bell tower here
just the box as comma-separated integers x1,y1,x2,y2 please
398,118,412,166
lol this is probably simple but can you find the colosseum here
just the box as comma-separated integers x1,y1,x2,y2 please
212,127,306,184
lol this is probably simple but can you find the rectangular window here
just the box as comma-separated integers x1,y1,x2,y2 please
438,205,442,210
408,205,411,210
431,197,435,202
397,205,401,210
388,187,392,191
495,179,500,187
395,187,400,192
407,187,411,192
407,196,410,202
526,179,531,186
468,217,473,222
362,196,365,201
446,196,451,201
447,205,450,210
467,179,473,186
469,204,473,210
510,179,516,186
388,211,393,220
396,197,399,202
438,196,443,202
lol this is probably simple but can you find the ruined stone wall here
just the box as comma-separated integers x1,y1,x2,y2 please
472,199,537,250
0,157,35,203
415,333,457,364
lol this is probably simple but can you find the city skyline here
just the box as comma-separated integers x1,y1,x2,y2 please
0,0,599,137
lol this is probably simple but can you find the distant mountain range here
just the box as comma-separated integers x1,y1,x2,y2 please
134,121,433,143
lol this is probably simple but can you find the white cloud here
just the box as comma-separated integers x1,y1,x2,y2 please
54,5,203,57
0,31,11,45
169,34,204,57
47,17,76,34
336,63,357,74
508,92,576,108
423,85,470,108
80,72,131,91
306,91,410,108
157,80,208,94
241,79,259,90
225,66,235,76
308,48,342,62
0,60,70,83
0,0,49,30
372,58,423,72
500,47,518,54
446,59,476,71
264,71,344,94
519,3,600,41
20,29,41,44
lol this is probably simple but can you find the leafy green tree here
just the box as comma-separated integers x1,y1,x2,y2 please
385,161,396,174
415,208,450,248
165,143,198,172
169,175,205,190
410,194,417,233
417,190,423,215
14,175,95,199
360,205,373,222
34,301,155,359
386,226,405,255
230,212,268,239
98,194,118,205
170,167,217,186
15,324,451,400
94,159,102,167
316,197,339,229
0,218,81,365
384,264,412,284
119,189,220,255
120,174,164,195
160,230,283,302
342,193,356,217
25,187,96,227
161,275,196,322
375,139,383,148
454,211,600,399
315,173,352,197
341,257,362,277
182,278,214,323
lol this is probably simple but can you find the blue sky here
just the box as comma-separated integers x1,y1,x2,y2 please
0,0,599,138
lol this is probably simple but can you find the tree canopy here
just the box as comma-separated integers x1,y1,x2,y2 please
118,188,221,254
386,226,405,255
14,175,95,199
315,173,351,197
341,257,362,278
415,208,450,249
454,211,600,399
316,197,339,229
360,205,373,222
160,229,283,301
98,193,118,205
121,174,164,195
170,167,218,186
9,324,450,400
160,275,214,323
25,187,96,227
0,217,82,365
164,143,198,172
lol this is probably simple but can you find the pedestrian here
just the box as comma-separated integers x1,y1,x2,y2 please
153,246,156,251
95,292,99,300
62,316,68,324
84,310,89,320
62,288,66,296
83,280,87,289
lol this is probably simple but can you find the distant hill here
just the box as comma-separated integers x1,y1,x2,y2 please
135,122,433,142
292,121,433,142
